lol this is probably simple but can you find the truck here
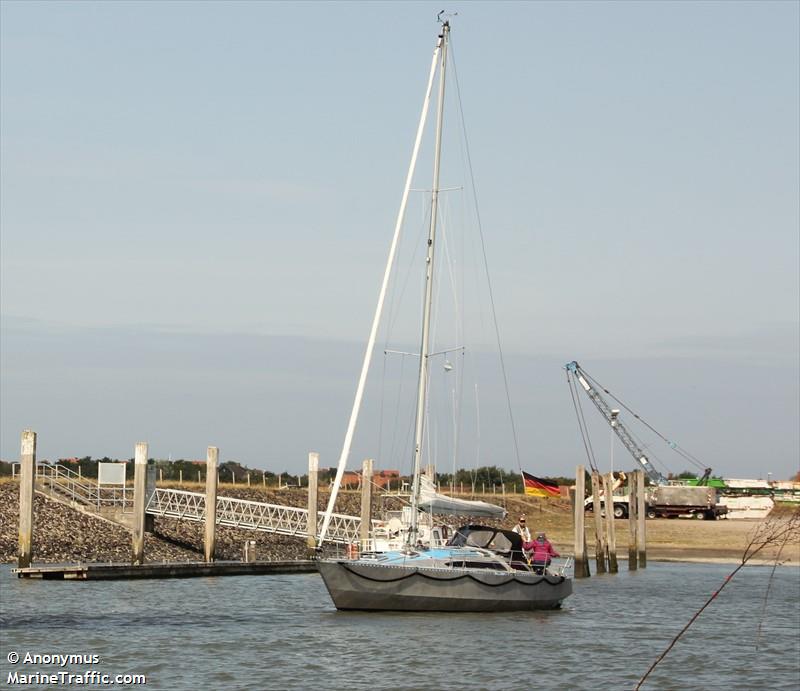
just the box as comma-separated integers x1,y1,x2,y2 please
583,476,727,520
566,361,728,520
643,484,727,519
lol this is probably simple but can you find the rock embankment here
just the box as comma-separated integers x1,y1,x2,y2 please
5,478,796,565
0,481,198,563
0,478,571,565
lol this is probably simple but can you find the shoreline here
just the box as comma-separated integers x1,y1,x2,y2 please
4,555,797,568
595,552,799,567
2,480,798,568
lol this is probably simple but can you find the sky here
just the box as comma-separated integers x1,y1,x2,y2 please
1,1,798,480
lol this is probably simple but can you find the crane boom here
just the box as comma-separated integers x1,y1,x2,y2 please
565,361,668,485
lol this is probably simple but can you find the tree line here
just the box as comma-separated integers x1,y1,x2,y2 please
0,457,573,491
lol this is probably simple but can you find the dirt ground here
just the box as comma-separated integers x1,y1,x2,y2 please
2,479,798,566
495,496,800,565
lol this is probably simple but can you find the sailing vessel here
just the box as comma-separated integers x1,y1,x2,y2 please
316,19,572,612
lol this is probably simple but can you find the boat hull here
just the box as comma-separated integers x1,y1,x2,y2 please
317,559,572,612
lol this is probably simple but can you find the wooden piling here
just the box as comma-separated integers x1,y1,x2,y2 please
573,465,589,578
637,469,647,568
603,472,618,573
360,458,373,550
144,462,156,533
131,442,148,565
18,430,36,569
204,446,218,563
306,452,319,548
627,470,638,570
590,472,606,574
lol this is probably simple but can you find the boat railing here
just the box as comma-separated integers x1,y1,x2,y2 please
548,556,572,578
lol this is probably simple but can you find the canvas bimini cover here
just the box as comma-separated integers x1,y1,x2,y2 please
417,475,507,518
446,525,524,557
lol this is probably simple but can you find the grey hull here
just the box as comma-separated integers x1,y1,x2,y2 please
317,560,572,612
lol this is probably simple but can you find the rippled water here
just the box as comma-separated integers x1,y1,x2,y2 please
1,562,798,690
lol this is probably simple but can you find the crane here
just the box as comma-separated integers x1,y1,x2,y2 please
565,361,668,485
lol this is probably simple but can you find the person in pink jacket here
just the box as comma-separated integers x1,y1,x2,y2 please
527,532,559,574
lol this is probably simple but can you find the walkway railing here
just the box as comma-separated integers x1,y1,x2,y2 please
13,462,364,545
146,488,361,545
25,463,133,512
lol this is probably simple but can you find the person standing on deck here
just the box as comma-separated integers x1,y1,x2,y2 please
530,532,560,574
512,515,531,542
512,515,531,560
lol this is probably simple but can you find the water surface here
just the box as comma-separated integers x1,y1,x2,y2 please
1,562,798,690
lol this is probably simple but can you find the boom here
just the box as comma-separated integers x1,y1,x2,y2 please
565,361,668,485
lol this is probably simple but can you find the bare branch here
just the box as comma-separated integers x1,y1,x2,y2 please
634,507,800,690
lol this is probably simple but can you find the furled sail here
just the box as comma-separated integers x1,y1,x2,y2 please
417,475,507,518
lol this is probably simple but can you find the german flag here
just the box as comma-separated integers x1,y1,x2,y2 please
523,471,560,498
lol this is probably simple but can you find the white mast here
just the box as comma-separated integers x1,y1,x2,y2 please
317,27,444,547
409,20,449,543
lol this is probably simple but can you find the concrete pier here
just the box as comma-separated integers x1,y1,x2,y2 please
573,465,589,578
13,560,317,581
359,458,373,550
591,472,606,574
603,472,619,573
637,469,647,567
145,462,156,533
204,446,218,562
628,471,639,570
18,430,36,569
306,452,319,548
131,442,148,565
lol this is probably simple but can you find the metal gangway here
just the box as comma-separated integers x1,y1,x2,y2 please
18,462,362,544
146,487,362,545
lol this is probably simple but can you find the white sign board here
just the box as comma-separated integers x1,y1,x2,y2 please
98,462,127,486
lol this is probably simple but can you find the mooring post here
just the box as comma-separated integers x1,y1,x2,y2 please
637,469,647,568
603,472,619,573
573,465,589,578
359,458,374,551
132,442,148,565
204,446,218,563
306,452,319,548
144,460,156,533
627,471,638,570
18,429,36,569
591,472,606,574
